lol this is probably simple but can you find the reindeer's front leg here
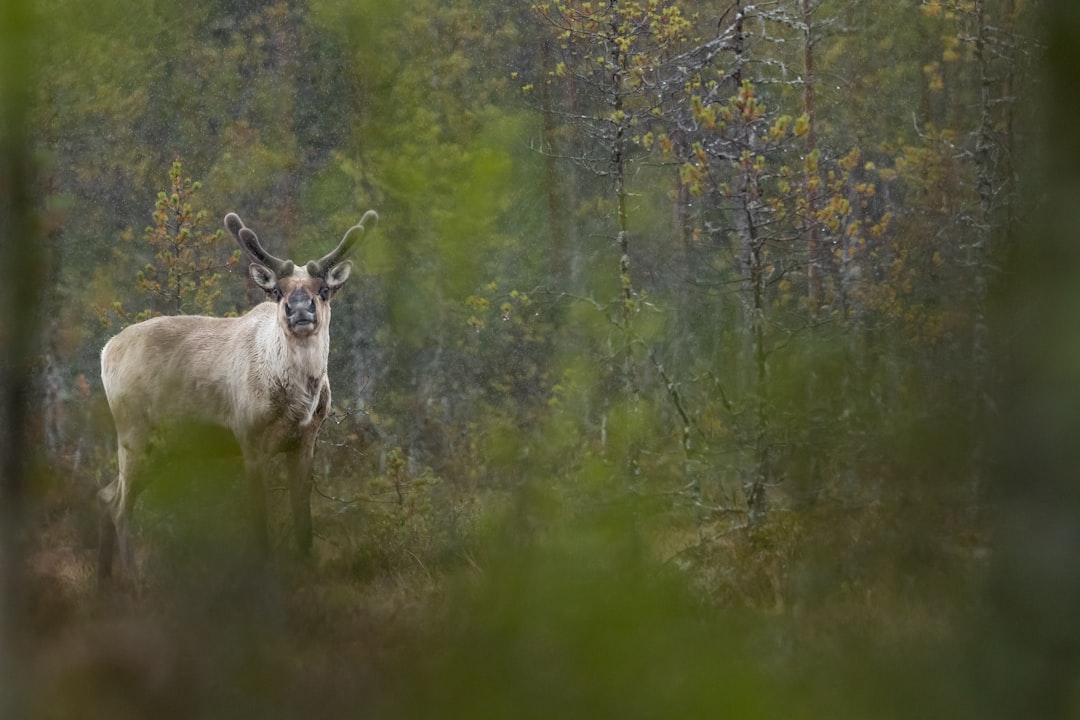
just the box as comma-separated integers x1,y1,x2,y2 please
285,432,316,555
286,384,329,555
240,440,270,553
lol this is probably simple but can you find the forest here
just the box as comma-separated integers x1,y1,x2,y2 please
2,0,1078,717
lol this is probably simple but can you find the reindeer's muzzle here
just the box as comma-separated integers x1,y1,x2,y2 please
285,290,318,334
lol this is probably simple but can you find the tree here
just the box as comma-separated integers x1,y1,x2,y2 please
97,159,239,327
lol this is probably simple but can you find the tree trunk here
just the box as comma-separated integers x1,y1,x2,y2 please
539,37,568,284
0,3,46,711
969,0,994,515
802,0,822,317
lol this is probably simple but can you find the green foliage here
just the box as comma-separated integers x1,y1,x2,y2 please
39,0,1031,564
16,0,1052,717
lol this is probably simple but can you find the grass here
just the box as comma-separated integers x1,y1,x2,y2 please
17,436,996,720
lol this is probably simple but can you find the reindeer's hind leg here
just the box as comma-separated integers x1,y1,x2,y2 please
97,500,117,583
98,428,148,583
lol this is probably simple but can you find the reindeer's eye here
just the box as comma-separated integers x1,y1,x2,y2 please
318,283,331,301
272,287,284,301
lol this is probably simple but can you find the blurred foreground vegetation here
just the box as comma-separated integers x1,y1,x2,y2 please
3,0,1079,717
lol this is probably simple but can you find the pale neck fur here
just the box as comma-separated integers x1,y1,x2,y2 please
255,303,331,384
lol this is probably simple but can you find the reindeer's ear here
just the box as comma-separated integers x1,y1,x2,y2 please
248,262,278,292
325,260,352,290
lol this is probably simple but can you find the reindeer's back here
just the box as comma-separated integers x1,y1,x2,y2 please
101,312,266,432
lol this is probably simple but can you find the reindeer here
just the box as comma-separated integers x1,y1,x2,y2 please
97,210,377,581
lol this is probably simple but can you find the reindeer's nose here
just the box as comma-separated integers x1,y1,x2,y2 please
285,292,317,330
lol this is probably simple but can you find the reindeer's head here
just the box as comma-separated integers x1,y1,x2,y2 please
224,211,377,337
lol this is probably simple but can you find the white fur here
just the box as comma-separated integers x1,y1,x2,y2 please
97,217,369,582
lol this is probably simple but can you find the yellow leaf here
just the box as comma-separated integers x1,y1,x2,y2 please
793,113,811,137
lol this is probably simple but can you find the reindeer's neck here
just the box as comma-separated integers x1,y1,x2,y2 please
278,327,329,385
252,309,327,381
258,322,330,429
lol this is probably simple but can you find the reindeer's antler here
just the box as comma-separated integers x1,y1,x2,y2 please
225,212,295,277
306,210,378,278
